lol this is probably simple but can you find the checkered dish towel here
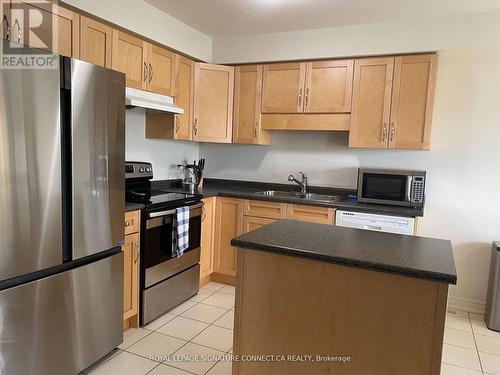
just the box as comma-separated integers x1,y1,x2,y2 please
174,206,190,257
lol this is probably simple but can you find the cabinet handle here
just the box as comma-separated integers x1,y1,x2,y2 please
305,88,309,107
381,123,387,142
125,220,131,227
143,62,148,82
201,206,206,222
254,121,258,139
193,118,198,136
390,124,395,142
134,243,139,263
3,15,10,40
13,18,21,43
298,88,303,107
149,63,153,83
175,117,180,133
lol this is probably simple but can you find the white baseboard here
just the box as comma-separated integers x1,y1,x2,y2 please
448,295,486,315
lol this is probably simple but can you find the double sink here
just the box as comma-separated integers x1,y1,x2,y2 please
255,190,344,203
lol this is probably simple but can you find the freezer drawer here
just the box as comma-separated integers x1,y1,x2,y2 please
0,253,123,375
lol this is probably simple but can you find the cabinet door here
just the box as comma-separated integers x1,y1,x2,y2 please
213,198,243,276
242,216,276,234
193,63,234,143
349,57,394,148
286,204,335,225
15,1,79,57
174,55,194,140
304,60,354,113
389,54,437,150
122,232,139,321
233,65,269,145
200,197,215,280
80,16,112,68
262,62,306,113
112,29,148,90
147,44,175,95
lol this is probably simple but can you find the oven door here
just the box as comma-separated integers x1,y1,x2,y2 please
357,170,412,206
143,202,202,288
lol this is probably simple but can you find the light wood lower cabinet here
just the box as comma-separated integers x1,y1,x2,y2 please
123,210,140,329
213,198,243,278
200,198,336,284
243,199,286,220
242,216,276,234
200,197,215,282
286,204,336,225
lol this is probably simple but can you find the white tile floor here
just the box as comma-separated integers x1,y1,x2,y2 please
83,282,500,375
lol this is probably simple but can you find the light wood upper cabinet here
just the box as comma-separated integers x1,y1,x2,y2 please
213,198,243,276
80,16,112,68
147,44,175,96
174,55,195,141
233,65,271,145
193,63,234,143
200,197,215,280
304,60,354,113
112,29,148,90
389,54,437,149
349,57,395,149
262,62,306,113
15,1,79,57
349,54,437,150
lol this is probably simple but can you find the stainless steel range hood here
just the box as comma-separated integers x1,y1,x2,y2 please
126,87,184,114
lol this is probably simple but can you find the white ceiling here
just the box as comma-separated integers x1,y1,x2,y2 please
144,0,500,37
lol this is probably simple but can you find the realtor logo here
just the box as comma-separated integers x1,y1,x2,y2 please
1,0,58,69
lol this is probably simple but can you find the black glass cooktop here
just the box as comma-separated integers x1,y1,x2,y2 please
126,188,199,210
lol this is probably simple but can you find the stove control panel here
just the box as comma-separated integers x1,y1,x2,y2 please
125,162,153,179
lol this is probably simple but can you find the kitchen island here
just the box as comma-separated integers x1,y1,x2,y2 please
230,220,456,375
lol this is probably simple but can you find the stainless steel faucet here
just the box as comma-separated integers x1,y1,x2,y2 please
288,172,308,193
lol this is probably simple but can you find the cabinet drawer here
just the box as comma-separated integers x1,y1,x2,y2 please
243,200,286,219
125,210,140,235
286,204,335,225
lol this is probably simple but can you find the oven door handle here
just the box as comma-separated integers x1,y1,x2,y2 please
147,202,204,219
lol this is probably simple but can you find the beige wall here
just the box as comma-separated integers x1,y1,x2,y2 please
212,12,500,64
125,109,199,180
201,47,500,313
64,0,212,61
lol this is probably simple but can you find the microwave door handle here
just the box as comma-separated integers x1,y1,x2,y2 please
406,176,413,203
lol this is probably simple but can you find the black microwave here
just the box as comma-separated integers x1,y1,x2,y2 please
357,169,426,208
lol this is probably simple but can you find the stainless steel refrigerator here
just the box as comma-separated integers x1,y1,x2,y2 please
0,43,126,375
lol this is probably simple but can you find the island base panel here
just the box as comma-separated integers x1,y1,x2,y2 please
233,248,448,375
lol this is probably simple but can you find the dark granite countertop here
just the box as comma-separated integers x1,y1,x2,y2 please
152,178,424,218
231,220,456,284
125,202,144,212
